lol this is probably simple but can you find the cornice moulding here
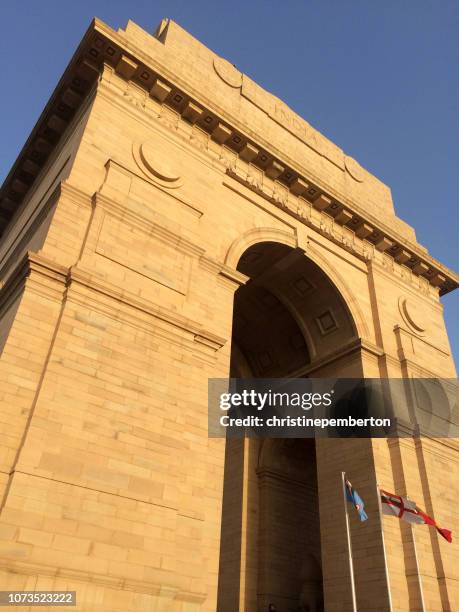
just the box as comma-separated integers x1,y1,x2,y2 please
67,265,226,352
0,252,227,356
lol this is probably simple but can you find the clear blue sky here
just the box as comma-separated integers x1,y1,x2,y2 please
1,1,458,367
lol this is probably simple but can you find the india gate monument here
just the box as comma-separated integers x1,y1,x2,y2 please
0,17,457,612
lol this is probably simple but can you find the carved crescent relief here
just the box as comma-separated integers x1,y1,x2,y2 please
344,155,365,183
132,138,183,188
213,56,243,88
398,296,427,336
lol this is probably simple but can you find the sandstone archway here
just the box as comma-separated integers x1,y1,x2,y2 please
218,240,360,612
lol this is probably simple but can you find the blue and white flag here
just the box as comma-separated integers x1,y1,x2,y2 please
345,478,368,521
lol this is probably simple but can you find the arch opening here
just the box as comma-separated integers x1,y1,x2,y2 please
218,241,360,612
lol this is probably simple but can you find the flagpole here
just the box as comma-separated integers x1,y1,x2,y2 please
376,483,394,612
410,524,426,611
341,472,357,612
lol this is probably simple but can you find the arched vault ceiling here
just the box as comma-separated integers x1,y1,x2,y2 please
231,242,357,376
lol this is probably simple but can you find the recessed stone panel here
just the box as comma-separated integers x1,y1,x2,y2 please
96,214,191,296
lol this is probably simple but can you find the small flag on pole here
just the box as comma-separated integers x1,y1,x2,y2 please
341,473,358,611
345,478,368,521
380,489,452,543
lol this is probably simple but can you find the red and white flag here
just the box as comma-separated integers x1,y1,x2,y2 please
380,489,452,543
